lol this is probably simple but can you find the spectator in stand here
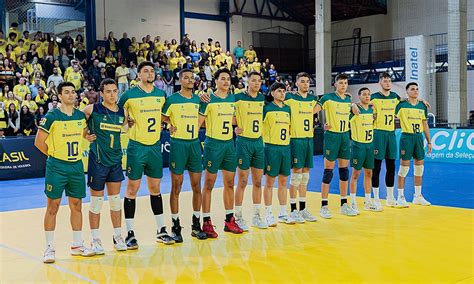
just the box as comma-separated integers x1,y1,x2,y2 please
29,77,42,98
6,102,19,136
4,90,20,110
115,61,129,96
154,74,166,92
268,64,277,84
244,45,257,63
106,31,118,55
189,46,201,63
75,43,87,66
34,106,46,128
233,41,245,62
47,67,64,88
60,31,74,57
127,45,137,66
74,34,84,49
129,60,138,81
180,33,191,56
162,64,174,96
0,102,7,137
21,93,37,113
65,64,84,91
19,105,36,136
118,32,131,58
14,77,30,100
35,86,48,111
105,51,117,66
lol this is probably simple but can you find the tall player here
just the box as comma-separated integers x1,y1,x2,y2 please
263,82,296,225
35,82,94,263
316,74,358,218
348,87,382,213
234,72,267,230
118,61,175,248
395,82,432,207
285,72,318,223
82,78,128,254
162,69,208,242
199,68,243,238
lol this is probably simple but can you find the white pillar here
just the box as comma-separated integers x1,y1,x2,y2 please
230,15,243,53
315,0,332,95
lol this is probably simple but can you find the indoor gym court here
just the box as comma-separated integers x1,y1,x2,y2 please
1,156,473,283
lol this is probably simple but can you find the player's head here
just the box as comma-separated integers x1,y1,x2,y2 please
334,73,349,93
247,72,262,93
57,82,77,106
214,68,231,92
179,68,195,90
137,61,155,84
379,72,392,91
358,87,371,105
99,78,118,104
405,82,419,98
296,72,310,92
270,82,286,102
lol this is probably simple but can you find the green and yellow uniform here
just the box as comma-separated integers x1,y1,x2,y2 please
118,86,166,179
235,92,265,170
163,92,202,174
263,102,291,177
371,91,401,160
65,71,83,91
199,92,236,173
285,92,317,169
38,108,87,199
350,105,375,170
396,101,428,161
318,92,352,161
13,84,30,100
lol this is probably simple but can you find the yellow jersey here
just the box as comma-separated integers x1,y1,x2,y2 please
263,102,291,146
318,92,352,133
234,92,265,139
163,92,200,140
199,92,235,141
285,92,317,138
349,105,374,143
395,100,428,134
370,91,401,132
13,84,30,100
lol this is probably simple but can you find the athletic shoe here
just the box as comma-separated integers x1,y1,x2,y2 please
350,202,360,215
278,214,296,224
290,210,305,223
113,235,127,251
319,205,332,219
70,242,95,257
266,214,277,227
300,209,317,222
91,238,105,255
202,219,218,238
386,198,396,207
224,217,244,234
396,196,410,208
125,230,139,250
156,228,175,245
340,203,358,216
171,219,183,243
43,245,55,263
364,200,382,212
412,195,431,206
252,213,269,229
234,214,249,231
373,199,383,211
191,223,208,240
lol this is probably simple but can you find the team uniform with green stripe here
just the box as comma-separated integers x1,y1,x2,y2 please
284,92,318,169
199,92,236,174
38,108,87,199
163,92,202,174
118,86,166,180
263,103,291,177
349,105,375,170
318,92,352,161
371,91,401,160
87,103,126,190
396,101,428,161
234,92,265,170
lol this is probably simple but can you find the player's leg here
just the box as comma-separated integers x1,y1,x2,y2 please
338,158,356,216
385,131,398,205
234,167,250,230
412,134,430,205
69,196,95,257
170,172,184,242
263,174,276,226
189,170,207,239
43,197,61,263
148,176,174,245
349,141,362,211
298,138,317,222
250,166,266,229
89,188,105,254
349,168,361,210
397,134,412,208
222,169,242,234
289,138,305,223
320,157,335,219
202,169,219,238
105,181,127,251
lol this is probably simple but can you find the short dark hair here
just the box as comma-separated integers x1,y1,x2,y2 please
296,72,310,81
57,82,76,95
379,72,391,80
248,72,262,79
405,82,418,90
270,82,286,93
100,78,117,92
335,73,349,82
18,39,24,43
37,86,44,91
179,68,194,78
214,68,231,80
137,61,154,73
358,87,370,96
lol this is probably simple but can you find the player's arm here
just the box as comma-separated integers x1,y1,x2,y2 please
34,129,49,156
82,104,93,120
198,114,206,128
422,119,432,154
313,103,322,114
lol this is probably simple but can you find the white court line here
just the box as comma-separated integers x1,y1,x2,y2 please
0,243,98,284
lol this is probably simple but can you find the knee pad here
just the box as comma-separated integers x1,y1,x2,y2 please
89,196,104,214
414,165,424,176
339,167,349,181
290,173,302,187
398,166,410,177
300,173,310,186
322,169,333,184
109,194,121,211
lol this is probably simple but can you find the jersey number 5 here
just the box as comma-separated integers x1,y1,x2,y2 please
222,121,230,134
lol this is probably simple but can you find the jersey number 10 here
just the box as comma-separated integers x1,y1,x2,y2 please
67,141,79,157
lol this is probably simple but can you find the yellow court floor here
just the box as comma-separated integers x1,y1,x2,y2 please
1,189,473,283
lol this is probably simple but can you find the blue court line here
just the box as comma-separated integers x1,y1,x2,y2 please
0,156,473,212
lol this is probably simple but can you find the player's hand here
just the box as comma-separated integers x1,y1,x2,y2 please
427,143,432,154
351,103,360,115
419,98,431,109
127,117,135,128
235,127,243,135
324,123,332,131
85,133,97,142
169,125,177,134
199,92,211,103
